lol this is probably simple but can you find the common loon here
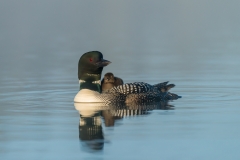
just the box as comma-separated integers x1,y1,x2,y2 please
74,51,181,103
101,72,124,92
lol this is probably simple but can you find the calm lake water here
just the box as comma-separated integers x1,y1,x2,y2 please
1,52,240,160
1,1,240,160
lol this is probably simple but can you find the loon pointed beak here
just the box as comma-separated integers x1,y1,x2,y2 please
95,59,111,67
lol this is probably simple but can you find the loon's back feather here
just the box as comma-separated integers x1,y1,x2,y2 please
108,82,153,95
101,82,180,103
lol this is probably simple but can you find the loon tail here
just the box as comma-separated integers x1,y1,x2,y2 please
153,81,175,92
154,81,181,100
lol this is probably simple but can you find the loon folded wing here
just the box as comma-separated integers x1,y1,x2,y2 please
108,82,153,95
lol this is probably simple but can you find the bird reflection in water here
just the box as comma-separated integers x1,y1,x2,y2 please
74,101,174,151
78,109,104,151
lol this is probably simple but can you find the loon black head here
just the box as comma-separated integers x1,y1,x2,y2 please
78,51,111,92
78,51,111,82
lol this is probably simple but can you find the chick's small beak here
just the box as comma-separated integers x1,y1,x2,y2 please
95,59,111,67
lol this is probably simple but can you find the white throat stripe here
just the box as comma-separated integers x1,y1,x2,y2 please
79,79,101,85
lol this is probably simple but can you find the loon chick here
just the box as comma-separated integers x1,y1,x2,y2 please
101,72,124,92
74,51,181,103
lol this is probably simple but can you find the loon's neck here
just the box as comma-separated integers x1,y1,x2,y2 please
79,79,101,92
79,72,102,92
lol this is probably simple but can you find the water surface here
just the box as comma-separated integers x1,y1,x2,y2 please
1,53,240,159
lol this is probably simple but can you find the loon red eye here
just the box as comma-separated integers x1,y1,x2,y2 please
89,58,93,62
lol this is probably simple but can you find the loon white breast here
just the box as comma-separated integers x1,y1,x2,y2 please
74,51,181,103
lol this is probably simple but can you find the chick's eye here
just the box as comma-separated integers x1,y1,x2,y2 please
89,58,93,62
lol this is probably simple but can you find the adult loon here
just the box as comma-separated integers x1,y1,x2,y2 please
101,72,124,92
74,51,180,103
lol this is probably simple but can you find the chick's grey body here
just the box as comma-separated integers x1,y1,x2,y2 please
101,72,124,92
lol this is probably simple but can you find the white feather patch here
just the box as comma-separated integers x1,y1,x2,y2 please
74,89,104,102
